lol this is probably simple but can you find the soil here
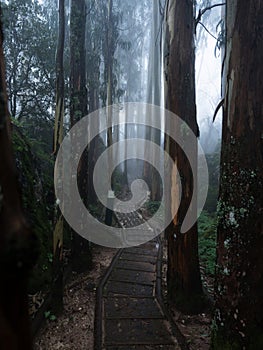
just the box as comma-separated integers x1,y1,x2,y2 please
162,237,214,350
33,245,117,350
33,239,214,350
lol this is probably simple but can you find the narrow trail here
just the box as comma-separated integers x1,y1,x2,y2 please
94,208,189,350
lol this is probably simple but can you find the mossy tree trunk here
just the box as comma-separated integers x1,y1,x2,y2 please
164,0,203,313
0,11,37,349
211,1,263,348
52,0,65,314
70,0,92,272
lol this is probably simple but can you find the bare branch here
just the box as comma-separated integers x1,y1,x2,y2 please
198,22,218,41
213,98,224,122
195,3,226,31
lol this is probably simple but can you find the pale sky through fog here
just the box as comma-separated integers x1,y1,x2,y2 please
196,25,223,153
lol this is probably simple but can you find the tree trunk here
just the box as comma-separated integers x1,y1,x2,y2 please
212,1,263,348
70,0,92,272
52,0,65,314
0,12,37,349
164,0,203,313
147,0,162,202
104,0,114,225
106,0,113,165
86,2,100,205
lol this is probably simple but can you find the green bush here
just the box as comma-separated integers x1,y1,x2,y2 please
198,211,217,276
12,125,53,292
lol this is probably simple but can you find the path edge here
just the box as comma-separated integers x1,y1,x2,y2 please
94,248,123,350
156,236,190,350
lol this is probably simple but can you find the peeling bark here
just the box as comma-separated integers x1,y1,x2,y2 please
164,0,203,313
70,0,92,272
212,1,263,348
52,0,65,314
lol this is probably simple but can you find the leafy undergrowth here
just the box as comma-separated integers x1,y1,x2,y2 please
198,210,217,277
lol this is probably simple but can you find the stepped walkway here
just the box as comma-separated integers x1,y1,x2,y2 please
94,209,189,350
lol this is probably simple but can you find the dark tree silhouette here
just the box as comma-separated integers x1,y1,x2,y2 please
0,9,37,349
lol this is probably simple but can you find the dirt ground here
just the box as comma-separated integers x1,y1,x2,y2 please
33,240,213,350
33,245,116,350
162,238,213,350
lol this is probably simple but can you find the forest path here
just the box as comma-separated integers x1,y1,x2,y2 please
94,209,189,350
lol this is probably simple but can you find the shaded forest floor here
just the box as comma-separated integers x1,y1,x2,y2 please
33,239,214,350
162,239,213,350
34,246,116,350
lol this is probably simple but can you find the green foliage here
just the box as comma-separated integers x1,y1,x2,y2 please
111,168,127,195
2,0,57,121
88,202,105,222
12,126,53,293
198,211,217,276
44,310,57,321
145,200,161,215
204,152,220,213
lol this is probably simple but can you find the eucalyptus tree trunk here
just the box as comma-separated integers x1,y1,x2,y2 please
52,0,65,314
164,0,203,313
145,0,162,201
106,0,113,166
0,11,37,349
70,0,87,126
86,0,101,206
212,1,263,348
70,0,91,272
105,0,114,225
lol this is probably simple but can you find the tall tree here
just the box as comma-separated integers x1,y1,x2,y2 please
164,0,203,313
52,0,65,314
106,0,113,171
212,1,263,348
70,0,91,271
0,9,37,349
146,0,162,201
2,0,57,121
